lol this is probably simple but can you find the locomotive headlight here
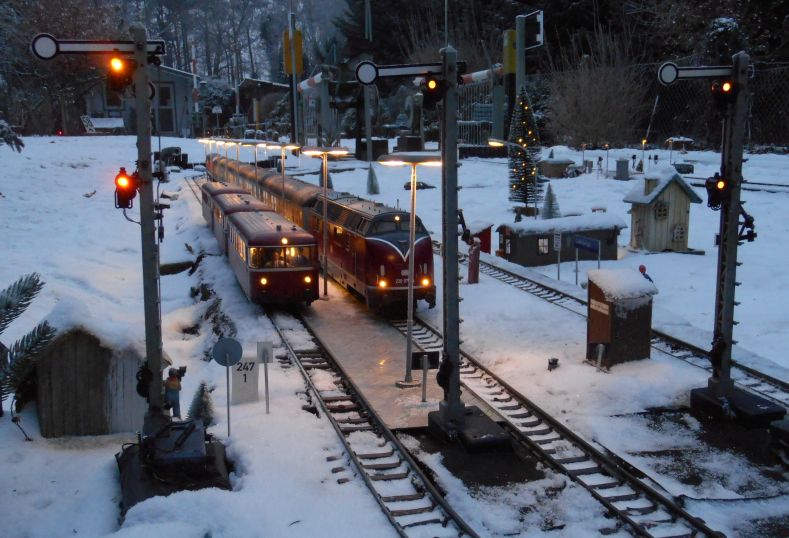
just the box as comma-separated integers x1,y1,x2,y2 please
421,277,430,287
304,276,312,284
259,277,268,286
378,279,388,288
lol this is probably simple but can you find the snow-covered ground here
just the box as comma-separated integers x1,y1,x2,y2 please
1,136,787,537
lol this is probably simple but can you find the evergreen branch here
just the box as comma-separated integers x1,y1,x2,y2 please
1,321,56,399
0,273,44,336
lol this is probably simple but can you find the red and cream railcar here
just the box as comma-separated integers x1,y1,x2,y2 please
209,193,270,253
199,181,248,226
226,212,320,305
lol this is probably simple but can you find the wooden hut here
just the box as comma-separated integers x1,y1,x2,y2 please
496,213,627,268
36,329,149,438
623,166,702,252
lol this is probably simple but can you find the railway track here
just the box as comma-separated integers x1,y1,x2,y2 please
392,318,723,538
457,250,789,410
268,309,476,538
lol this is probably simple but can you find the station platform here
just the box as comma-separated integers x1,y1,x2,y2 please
301,282,444,430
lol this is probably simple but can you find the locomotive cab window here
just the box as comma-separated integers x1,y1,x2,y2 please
249,246,315,269
371,216,426,235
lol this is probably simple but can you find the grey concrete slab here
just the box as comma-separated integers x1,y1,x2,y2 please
301,281,443,429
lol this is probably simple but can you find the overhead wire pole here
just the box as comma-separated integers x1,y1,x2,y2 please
131,24,166,431
363,0,379,195
439,44,465,435
288,7,300,145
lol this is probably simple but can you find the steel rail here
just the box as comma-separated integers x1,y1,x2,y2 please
269,309,477,538
453,246,789,409
395,316,724,538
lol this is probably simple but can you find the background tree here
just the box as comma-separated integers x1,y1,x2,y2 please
0,118,23,152
541,183,561,220
545,28,648,147
508,88,543,216
187,381,215,427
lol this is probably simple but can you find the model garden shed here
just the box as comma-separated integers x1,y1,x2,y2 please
623,166,702,252
496,213,627,267
35,328,149,438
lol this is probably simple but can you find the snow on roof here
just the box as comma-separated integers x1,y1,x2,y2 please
467,220,493,235
622,165,702,205
588,268,658,300
44,296,143,354
502,213,627,235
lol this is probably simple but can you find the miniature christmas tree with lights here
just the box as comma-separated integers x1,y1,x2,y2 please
508,88,543,217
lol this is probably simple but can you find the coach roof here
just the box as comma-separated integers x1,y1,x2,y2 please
229,211,315,246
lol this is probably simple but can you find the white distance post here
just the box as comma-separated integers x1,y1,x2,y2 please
257,341,274,414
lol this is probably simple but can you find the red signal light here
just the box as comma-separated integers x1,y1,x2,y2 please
110,57,125,73
115,173,131,189
107,56,134,92
114,167,137,209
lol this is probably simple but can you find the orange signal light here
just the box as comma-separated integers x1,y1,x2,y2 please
110,57,124,72
115,174,130,189
721,81,732,93
716,179,726,190
427,79,438,90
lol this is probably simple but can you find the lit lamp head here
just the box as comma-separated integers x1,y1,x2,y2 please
302,146,347,158
487,138,507,148
378,152,442,168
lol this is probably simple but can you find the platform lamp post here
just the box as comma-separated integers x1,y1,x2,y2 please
302,146,349,297
488,137,539,219
242,143,258,178
641,138,647,171
379,152,442,387
267,143,301,213
215,141,227,180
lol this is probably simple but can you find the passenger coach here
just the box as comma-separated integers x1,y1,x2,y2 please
206,155,436,311
227,212,319,305
200,179,320,306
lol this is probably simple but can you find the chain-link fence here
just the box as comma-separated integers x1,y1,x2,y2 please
523,60,788,150
457,79,495,146
640,61,789,149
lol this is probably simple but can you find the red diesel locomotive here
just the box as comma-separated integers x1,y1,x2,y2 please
206,156,436,311
200,181,320,305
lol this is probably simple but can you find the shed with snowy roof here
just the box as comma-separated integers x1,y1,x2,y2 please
623,166,702,252
35,328,162,438
586,268,658,368
496,213,627,268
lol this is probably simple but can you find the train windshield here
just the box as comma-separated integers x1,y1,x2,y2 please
370,216,426,234
249,246,315,269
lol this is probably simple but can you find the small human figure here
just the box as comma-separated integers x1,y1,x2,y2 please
596,156,603,171
436,358,453,401
631,154,637,169
653,154,659,164
638,264,654,283
467,237,481,284
164,368,182,419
